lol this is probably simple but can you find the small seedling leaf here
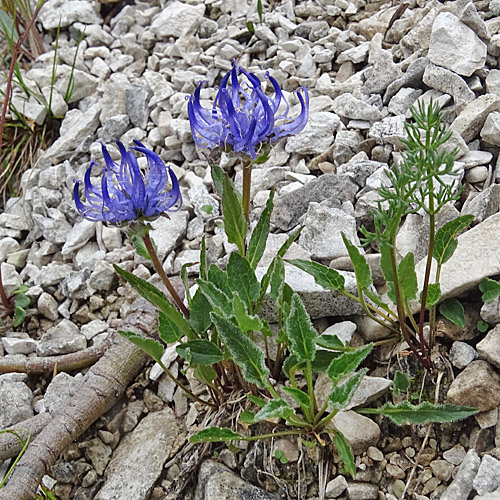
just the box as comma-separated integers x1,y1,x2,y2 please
479,278,500,303
392,370,410,396
477,319,489,333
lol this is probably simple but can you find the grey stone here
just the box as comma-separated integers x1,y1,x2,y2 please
449,341,478,369
451,94,500,143
346,482,379,500
37,319,87,356
44,104,101,162
368,114,406,146
441,449,480,500
235,167,291,200
85,437,112,476
331,93,382,122
42,372,84,414
1,262,21,296
447,360,500,412
0,237,20,260
61,220,96,255
326,475,348,498
465,166,488,183
2,336,38,355
173,250,200,275
273,438,299,463
272,174,359,231
143,70,174,106
81,320,109,341
98,408,185,500
481,112,500,146
194,460,280,500
150,0,205,39
255,265,365,320
337,43,369,64
299,203,361,260
99,77,128,123
422,63,475,104
443,444,467,465
285,112,340,154
428,12,487,77
38,0,101,29
461,151,493,168
337,159,387,187
89,261,116,292
384,57,430,104
487,70,500,96
125,84,151,129
10,95,46,125
188,184,220,220
35,263,73,287
101,226,122,252
149,211,189,261
462,185,500,224
99,115,130,144
477,325,500,370
388,87,423,116
474,455,500,496
257,233,311,268
0,373,34,428
330,411,380,455
60,269,94,300
333,129,362,166
481,295,500,325
37,292,59,321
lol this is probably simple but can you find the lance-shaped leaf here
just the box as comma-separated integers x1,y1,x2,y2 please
247,190,274,270
233,292,263,332
329,368,367,411
392,370,410,396
316,334,348,352
285,294,317,363
358,401,477,425
287,259,345,291
254,398,294,422
118,331,164,363
439,298,465,328
197,279,233,318
246,393,267,407
282,387,311,408
282,354,305,380
158,311,181,344
227,252,260,308
269,256,285,304
479,278,500,303
189,289,212,335
420,283,441,308
433,215,474,266
398,252,417,302
114,265,195,338
342,234,372,289
200,236,208,280
131,233,156,260
222,173,247,255
208,264,231,297
190,428,243,443
327,344,372,384
211,313,269,387
176,339,224,365
314,350,340,372
334,431,356,478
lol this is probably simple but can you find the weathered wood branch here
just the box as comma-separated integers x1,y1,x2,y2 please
0,298,155,500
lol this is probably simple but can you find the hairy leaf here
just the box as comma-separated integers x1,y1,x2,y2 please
208,264,231,297
190,428,243,443
189,289,212,335
316,334,348,351
479,278,500,303
358,401,477,425
247,190,274,270
118,331,164,363
222,174,247,255
282,387,311,409
327,344,373,384
269,256,285,304
285,294,317,363
439,298,465,328
227,252,260,308
211,313,269,387
197,279,232,318
433,215,474,265
131,233,155,260
334,431,356,478
313,350,340,372
287,259,345,291
342,234,372,289
329,369,367,411
194,365,217,386
392,370,410,396
177,339,224,365
233,293,263,332
255,399,294,422
240,410,256,424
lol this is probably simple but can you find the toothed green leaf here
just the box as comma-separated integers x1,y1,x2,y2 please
287,259,345,292
255,399,294,422
118,331,164,363
327,344,372,384
285,294,317,363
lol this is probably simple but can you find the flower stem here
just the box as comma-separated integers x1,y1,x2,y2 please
242,161,252,221
142,233,190,318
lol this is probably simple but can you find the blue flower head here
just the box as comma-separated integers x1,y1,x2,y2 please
188,61,309,159
73,140,182,224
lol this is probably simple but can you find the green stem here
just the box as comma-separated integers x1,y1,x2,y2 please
313,401,329,426
305,361,317,416
142,233,190,318
157,360,215,408
242,161,252,221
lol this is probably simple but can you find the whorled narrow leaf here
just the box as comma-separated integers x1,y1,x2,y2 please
358,400,477,425
211,313,269,387
190,428,243,443
420,283,441,308
247,189,274,270
285,294,317,363
287,259,345,291
334,431,356,478
327,344,372,384
342,233,372,289
114,265,195,338
176,339,224,365
439,298,465,328
197,279,233,318
433,215,474,266
233,292,263,332
118,330,164,363
222,174,247,255
398,252,417,302
254,398,294,422
329,368,367,411
227,252,261,308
